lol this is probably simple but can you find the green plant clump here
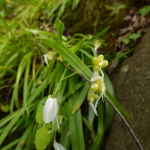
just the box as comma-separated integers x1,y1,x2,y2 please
0,1,136,150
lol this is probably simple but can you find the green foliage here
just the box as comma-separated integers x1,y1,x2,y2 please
105,4,126,15
138,5,150,16
129,32,142,40
0,2,133,150
34,127,51,150
35,105,44,125
72,0,80,9
121,32,142,45
54,18,65,41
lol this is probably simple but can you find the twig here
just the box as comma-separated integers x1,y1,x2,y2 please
104,94,144,150
28,38,49,52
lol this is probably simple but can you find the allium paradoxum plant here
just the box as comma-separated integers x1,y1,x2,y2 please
88,54,108,116
33,36,143,150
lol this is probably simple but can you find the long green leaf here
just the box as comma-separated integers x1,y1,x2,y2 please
11,53,30,112
54,18,65,41
15,122,34,150
61,82,84,104
0,108,25,146
104,70,115,131
43,39,93,79
68,76,85,150
88,27,110,42
0,109,20,128
25,28,59,39
59,121,70,150
1,138,21,150
89,101,104,150
72,82,89,114
23,52,32,114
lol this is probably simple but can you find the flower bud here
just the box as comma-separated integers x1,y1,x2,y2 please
94,94,99,99
91,83,99,91
102,60,108,68
97,55,104,62
96,78,103,85
93,65,100,71
43,97,58,125
92,57,99,65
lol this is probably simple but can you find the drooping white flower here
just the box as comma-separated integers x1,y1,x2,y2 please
44,51,54,67
53,141,66,150
93,40,101,53
43,97,58,126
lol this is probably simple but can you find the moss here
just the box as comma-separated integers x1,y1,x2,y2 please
62,0,129,36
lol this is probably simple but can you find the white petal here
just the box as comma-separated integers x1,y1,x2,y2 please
89,102,98,116
43,97,58,124
91,71,101,82
53,141,66,150
95,95,101,109
44,54,49,67
99,62,103,67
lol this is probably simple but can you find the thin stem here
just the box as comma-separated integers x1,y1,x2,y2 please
28,38,49,52
104,94,144,150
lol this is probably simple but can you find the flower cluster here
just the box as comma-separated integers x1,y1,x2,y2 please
88,55,108,115
92,55,108,71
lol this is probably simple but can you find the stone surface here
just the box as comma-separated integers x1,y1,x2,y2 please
101,29,150,150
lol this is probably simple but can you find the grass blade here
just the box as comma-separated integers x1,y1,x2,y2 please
72,82,89,114
23,53,32,114
1,138,21,150
89,101,104,150
43,39,93,79
0,108,25,146
68,76,85,150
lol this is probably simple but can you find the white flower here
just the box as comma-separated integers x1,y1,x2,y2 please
53,141,66,150
91,71,102,82
43,97,58,126
94,40,101,53
44,51,54,67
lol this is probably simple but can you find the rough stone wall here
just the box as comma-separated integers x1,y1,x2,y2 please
101,29,150,150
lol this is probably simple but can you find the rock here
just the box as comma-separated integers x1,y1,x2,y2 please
101,29,150,150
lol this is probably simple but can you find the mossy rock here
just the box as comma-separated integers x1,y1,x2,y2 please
101,29,150,150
